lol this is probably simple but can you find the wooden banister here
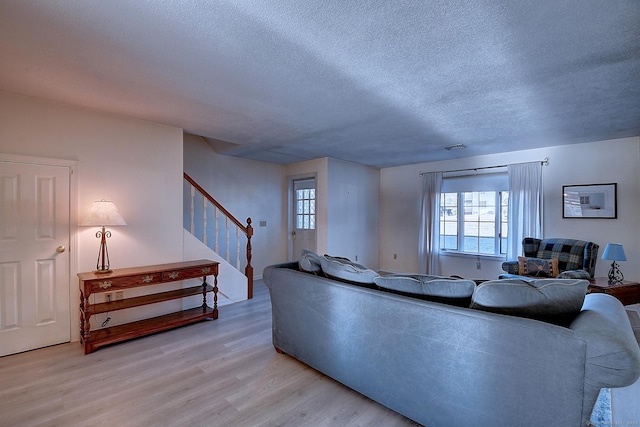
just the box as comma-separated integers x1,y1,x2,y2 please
184,172,254,299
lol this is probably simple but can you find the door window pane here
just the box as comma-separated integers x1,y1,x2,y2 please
296,184,316,230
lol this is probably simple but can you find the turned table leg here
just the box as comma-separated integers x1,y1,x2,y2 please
81,292,92,354
213,273,219,320
79,291,85,344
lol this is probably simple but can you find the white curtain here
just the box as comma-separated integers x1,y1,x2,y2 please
506,162,542,259
419,172,442,274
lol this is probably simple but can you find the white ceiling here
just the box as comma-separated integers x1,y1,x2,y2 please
1,1,639,168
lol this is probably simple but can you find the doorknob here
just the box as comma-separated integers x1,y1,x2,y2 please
56,245,66,253
291,230,296,241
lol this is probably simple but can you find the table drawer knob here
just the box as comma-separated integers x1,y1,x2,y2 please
142,275,154,283
201,267,211,274
168,272,180,280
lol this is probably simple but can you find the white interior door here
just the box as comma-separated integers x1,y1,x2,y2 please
291,178,317,260
0,160,71,356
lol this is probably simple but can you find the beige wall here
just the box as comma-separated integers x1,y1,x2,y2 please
0,91,184,341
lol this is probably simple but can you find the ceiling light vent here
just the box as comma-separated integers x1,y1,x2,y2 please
444,144,466,151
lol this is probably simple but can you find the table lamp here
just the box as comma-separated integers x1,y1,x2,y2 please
602,243,626,284
80,200,127,274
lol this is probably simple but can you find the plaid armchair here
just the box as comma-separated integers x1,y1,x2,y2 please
501,237,599,279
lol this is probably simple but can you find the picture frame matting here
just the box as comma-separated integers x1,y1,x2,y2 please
562,183,617,219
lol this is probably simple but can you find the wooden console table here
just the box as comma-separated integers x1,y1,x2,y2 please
588,277,640,306
78,259,219,354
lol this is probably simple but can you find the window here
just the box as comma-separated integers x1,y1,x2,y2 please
438,171,509,256
296,188,316,230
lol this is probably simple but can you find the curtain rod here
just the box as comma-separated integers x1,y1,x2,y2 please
418,158,549,176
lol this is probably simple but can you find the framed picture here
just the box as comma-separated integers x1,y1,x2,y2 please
562,183,617,219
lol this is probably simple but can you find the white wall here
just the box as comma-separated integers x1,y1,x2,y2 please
183,133,286,277
0,91,185,342
327,158,380,269
380,137,640,281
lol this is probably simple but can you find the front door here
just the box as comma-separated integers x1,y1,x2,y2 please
290,178,317,260
0,160,71,356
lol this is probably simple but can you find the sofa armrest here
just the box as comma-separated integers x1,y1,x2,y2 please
570,293,640,388
501,260,519,274
557,269,591,280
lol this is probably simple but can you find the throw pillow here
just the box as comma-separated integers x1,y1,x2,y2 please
518,256,559,277
470,278,589,324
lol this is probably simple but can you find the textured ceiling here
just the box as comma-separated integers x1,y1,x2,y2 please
1,1,639,168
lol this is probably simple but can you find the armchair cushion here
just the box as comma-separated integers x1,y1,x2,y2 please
557,270,592,280
502,260,520,275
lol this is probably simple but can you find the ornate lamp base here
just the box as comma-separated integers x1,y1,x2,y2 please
94,226,112,274
608,261,624,284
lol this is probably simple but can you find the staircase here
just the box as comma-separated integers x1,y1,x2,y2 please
183,173,254,299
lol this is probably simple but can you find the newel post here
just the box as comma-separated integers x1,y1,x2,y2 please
245,218,254,299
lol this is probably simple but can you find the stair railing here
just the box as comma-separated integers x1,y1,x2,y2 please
184,172,254,299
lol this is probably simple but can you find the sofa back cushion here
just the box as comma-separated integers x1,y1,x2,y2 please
298,249,380,286
320,254,379,284
470,278,589,324
298,249,323,273
374,274,476,306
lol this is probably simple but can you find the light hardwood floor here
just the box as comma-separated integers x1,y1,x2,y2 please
0,281,418,427
2,282,637,427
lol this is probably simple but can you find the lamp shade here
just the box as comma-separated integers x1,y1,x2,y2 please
80,200,127,226
602,243,626,261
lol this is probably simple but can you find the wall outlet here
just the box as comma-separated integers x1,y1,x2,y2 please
476,261,482,270
115,291,124,300
105,293,113,303
355,255,358,261
393,253,398,260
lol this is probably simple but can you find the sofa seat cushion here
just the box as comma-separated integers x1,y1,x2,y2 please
471,278,589,324
374,274,476,306
319,254,379,284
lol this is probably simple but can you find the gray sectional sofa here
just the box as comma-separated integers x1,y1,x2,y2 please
263,259,640,427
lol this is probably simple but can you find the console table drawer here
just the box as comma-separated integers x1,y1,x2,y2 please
162,265,217,281
89,273,161,292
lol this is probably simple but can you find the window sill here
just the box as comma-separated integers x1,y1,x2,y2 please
440,251,506,261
